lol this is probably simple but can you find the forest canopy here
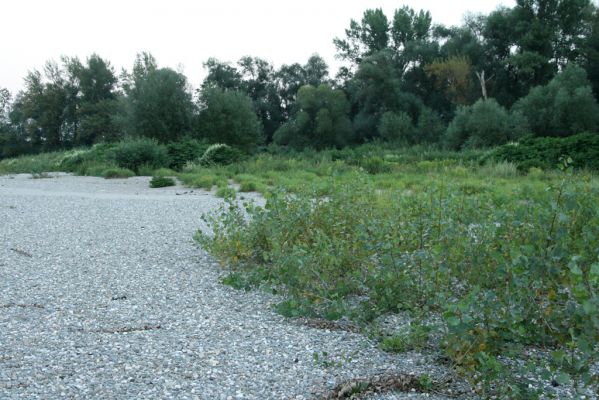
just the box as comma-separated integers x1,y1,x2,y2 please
2,0,599,159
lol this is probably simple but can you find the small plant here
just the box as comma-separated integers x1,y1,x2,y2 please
30,171,51,179
380,324,431,353
102,168,135,179
149,176,176,188
216,186,236,199
312,351,343,368
239,181,257,192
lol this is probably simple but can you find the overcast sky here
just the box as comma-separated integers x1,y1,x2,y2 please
2,0,515,94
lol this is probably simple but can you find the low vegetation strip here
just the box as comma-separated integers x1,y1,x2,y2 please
196,156,599,398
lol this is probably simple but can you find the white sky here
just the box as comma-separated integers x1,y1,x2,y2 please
2,0,515,94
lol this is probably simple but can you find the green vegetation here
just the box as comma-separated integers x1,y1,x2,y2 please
2,1,599,398
488,132,599,172
193,151,599,398
149,175,176,188
2,2,599,160
101,167,135,179
113,138,169,174
199,144,242,166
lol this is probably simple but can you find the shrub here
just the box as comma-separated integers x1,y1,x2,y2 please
150,176,176,188
102,167,135,179
489,132,599,171
445,99,527,150
215,186,236,199
198,176,599,395
359,156,392,174
378,111,415,143
199,144,241,166
166,137,210,170
113,138,169,173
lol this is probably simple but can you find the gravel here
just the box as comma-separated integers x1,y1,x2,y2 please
0,174,457,399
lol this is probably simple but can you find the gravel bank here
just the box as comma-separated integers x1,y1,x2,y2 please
0,174,454,399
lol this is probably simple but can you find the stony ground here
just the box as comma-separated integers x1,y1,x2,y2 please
0,174,453,400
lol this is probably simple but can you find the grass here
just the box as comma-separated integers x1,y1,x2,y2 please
102,167,135,179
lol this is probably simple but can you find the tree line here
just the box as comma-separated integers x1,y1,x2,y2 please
2,0,599,158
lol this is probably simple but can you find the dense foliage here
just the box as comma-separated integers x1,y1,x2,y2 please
2,0,599,158
489,132,599,171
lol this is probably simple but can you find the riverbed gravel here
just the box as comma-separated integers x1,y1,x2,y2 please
0,174,456,399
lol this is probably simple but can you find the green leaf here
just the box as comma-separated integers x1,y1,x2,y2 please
446,316,461,326
582,300,595,315
569,263,583,276
555,372,571,386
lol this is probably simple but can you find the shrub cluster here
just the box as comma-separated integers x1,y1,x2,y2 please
113,138,170,173
199,144,241,166
488,132,599,171
197,173,599,396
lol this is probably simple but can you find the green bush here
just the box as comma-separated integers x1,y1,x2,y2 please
113,138,170,173
445,99,527,150
378,111,415,143
215,186,236,199
512,65,599,137
101,167,135,179
199,144,241,166
197,175,599,395
150,176,176,188
489,132,599,171
166,137,210,170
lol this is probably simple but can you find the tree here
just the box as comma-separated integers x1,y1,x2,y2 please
513,65,599,136
197,88,262,152
123,54,194,143
277,54,330,119
274,84,352,149
13,63,72,150
425,56,472,106
201,56,284,143
67,54,120,144
584,8,599,99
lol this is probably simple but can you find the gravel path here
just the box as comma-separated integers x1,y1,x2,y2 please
0,174,453,399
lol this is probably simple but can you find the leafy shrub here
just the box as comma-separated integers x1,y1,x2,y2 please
489,132,599,171
166,137,210,170
215,186,236,199
197,174,599,395
150,176,176,188
378,111,415,143
445,99,527,149
359,156,391,174
113,138,169,173
153,168,177,177
199,144,241,166
239,181,258,192
137,164,155,176
102,167,135,179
